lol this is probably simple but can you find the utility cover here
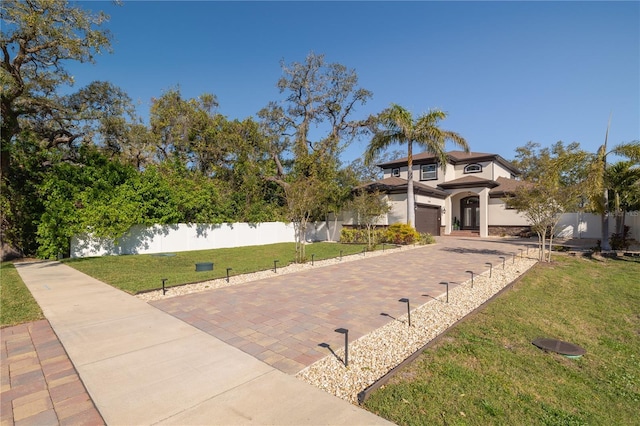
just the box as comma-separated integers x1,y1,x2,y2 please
532,338,586,356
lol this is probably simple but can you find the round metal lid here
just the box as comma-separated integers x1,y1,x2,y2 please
532,338,586,356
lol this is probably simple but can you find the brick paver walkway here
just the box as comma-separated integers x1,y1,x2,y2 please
152,238,534,374
0,320,104,426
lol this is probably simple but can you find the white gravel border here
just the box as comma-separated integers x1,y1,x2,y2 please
295,251,539,404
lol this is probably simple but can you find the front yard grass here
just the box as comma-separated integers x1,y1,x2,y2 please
64,242,371,294
1,263,44,327
364,255,640,425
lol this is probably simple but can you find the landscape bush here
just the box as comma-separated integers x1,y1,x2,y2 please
419,232,436,245
340,228,385,245
385,223,420,245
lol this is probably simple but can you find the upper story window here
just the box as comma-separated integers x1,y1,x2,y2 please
464,163,482,174
391,168,400,177
420,164,437,180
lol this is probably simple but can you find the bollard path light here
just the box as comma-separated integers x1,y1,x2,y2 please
362,247,366,256
399,298,411,327
440,281,449,303
519,248,523,258
486,262,493,278
226,267,232,283
335,328,349,367
161,278,168,295
382,243,386,252
499,256,506,269
273,259,279,273
340,250,343,261
466,270,475,288
512,252,516,264
311,254,315,266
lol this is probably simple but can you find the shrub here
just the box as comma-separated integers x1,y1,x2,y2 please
385,223,420,245
419,232,436,245
340,228,385,245
610,226,634,251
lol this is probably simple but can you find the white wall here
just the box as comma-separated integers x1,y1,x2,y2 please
71,221,342,258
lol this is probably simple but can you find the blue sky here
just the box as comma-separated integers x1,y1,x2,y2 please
71,1,640,164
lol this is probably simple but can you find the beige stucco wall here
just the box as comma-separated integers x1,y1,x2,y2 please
386,193,408,225
487,198,530,226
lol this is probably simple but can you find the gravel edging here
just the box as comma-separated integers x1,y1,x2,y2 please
136,244,424,302
295,251,539,405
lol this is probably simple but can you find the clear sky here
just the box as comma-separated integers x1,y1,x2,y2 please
70,1,640,164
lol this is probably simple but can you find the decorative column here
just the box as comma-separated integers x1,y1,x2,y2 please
479,188,489,238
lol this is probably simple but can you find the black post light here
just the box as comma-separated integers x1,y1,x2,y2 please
273,260,279,273
499,256,506,269
440,282,449,303
486,262,492,278
226,267,232,283
519,248,523,258
399,298,411,327
162,278,168,295
466,270,474,288
340,250,343,261
335,328,349,367
311,254,315,266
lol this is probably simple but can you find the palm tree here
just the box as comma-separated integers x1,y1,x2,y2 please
606,161,640,235
586,125,639,250
364,104,468,227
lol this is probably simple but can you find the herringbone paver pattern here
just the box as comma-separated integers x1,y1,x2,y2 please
152,238,535,374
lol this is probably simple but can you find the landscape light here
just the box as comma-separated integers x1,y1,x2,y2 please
334,328,349,367
466,270,474,288
399,298,411,326
440,282,449,303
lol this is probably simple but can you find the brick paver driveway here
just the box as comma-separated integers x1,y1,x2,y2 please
151,238,536,374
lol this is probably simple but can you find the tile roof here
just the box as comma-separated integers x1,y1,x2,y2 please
378,151,521,175
489,176,532,196
356,177,449,198
437,175,499,189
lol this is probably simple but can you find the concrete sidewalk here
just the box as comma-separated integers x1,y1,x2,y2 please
15,262,391,425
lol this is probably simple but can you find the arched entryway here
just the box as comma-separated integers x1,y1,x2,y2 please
460,196,480,230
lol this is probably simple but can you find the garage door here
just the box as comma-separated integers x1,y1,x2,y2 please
415,205,441,236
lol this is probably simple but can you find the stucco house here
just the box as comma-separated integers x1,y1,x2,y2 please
351,151,531,237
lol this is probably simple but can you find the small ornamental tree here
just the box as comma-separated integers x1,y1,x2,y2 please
348,190,391,250
508,183,578,262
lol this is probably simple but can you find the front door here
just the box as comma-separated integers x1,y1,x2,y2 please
461,196,480,230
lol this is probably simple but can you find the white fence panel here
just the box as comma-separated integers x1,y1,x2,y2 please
70,221,344,258
555,212,639,241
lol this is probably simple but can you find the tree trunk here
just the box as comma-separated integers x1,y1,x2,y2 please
406,141,415,227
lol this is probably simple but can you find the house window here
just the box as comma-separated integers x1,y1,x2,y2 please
420,164,437,180
464,163,482,174
391,168,400,177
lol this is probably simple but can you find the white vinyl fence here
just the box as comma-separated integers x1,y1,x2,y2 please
555,212,640,241
70,221,343,258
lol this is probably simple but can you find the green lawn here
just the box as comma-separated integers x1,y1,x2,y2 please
364,255,640,425
0,263,44,327
64,242,371,294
